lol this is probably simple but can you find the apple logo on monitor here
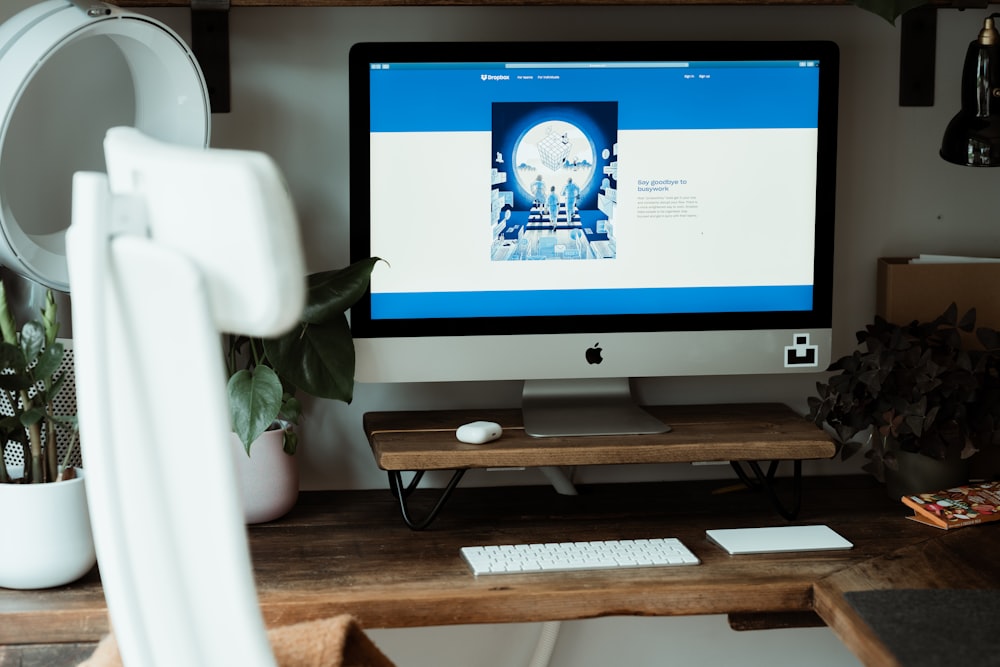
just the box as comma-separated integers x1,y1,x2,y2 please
585,343,603,365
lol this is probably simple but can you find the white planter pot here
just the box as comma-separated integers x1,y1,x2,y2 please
231,430,299,524
0,468,96,589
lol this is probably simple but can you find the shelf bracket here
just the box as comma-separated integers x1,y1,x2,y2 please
190,0,231,113
899,5,938,107
388,469,467,530
729,459,803,520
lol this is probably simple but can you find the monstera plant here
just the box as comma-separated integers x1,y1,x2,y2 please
226,257,379,455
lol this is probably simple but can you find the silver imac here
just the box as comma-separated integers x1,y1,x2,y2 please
349,40,839,437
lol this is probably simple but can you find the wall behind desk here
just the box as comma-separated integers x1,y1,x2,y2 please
11,2,1000,491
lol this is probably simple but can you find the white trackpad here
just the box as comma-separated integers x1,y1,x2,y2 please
706,525,853,555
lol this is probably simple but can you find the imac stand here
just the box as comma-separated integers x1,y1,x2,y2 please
521,377,671,438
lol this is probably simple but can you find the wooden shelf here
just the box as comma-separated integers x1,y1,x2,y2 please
364,403,835,528
365,403,835,472
109,0,946,109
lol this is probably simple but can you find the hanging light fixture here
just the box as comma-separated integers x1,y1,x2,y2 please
940,15,1000,166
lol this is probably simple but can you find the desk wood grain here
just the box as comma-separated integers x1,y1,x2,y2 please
0,475,879,643
2,475,996,667
813,526,1000,667
251,475,930,632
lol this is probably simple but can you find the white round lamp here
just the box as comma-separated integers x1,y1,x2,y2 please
0,0,210,290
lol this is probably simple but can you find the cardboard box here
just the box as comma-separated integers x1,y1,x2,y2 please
877,258,1000,478
876,257,1000,333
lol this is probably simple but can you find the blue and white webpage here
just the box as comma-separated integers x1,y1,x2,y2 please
367,58,821,321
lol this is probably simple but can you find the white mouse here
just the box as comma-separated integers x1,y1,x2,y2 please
456,420,502,444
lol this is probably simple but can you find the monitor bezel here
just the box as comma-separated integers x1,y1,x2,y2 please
348,40,839,341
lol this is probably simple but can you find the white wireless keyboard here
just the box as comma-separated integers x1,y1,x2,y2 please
460,538,700,575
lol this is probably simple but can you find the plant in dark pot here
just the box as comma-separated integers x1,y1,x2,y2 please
807,303,1000,498
967,326,1000,480
225,257,379,523
0,280,95,588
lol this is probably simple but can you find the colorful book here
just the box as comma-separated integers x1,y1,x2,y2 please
901,481,1000,529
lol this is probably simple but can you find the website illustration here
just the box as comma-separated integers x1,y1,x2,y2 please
490,101,619,262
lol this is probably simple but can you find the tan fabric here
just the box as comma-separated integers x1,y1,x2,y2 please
78,614,396,667
269,615,396,667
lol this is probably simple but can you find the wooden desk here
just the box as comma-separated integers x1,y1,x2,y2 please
2,475,998,666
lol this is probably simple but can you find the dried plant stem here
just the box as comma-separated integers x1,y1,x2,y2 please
59,429,79,474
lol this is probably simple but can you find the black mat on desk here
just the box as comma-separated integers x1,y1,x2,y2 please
844,589,1000,667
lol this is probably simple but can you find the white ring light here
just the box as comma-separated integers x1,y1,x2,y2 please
0,0,210,291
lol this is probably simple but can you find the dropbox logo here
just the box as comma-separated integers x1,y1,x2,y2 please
784,333,819,368
481,74,510,81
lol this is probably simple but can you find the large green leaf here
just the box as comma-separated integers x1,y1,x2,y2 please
19,321,44,367
0,340,24,375
263,316,355,402
301,257,380,325
0,374,30,392
19,406,45,428
0,414,23,433
227,365,284,453
32,342,64,386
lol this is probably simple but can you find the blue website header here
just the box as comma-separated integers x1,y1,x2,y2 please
371,60,819,70
369,61,821,132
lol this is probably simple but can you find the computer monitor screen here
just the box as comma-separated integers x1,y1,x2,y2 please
349,41,839,437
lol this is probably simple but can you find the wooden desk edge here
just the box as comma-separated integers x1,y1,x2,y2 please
812,580,902,667
810,525,1000,667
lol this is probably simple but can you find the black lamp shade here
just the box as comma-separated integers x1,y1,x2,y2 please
941,22,1000,166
